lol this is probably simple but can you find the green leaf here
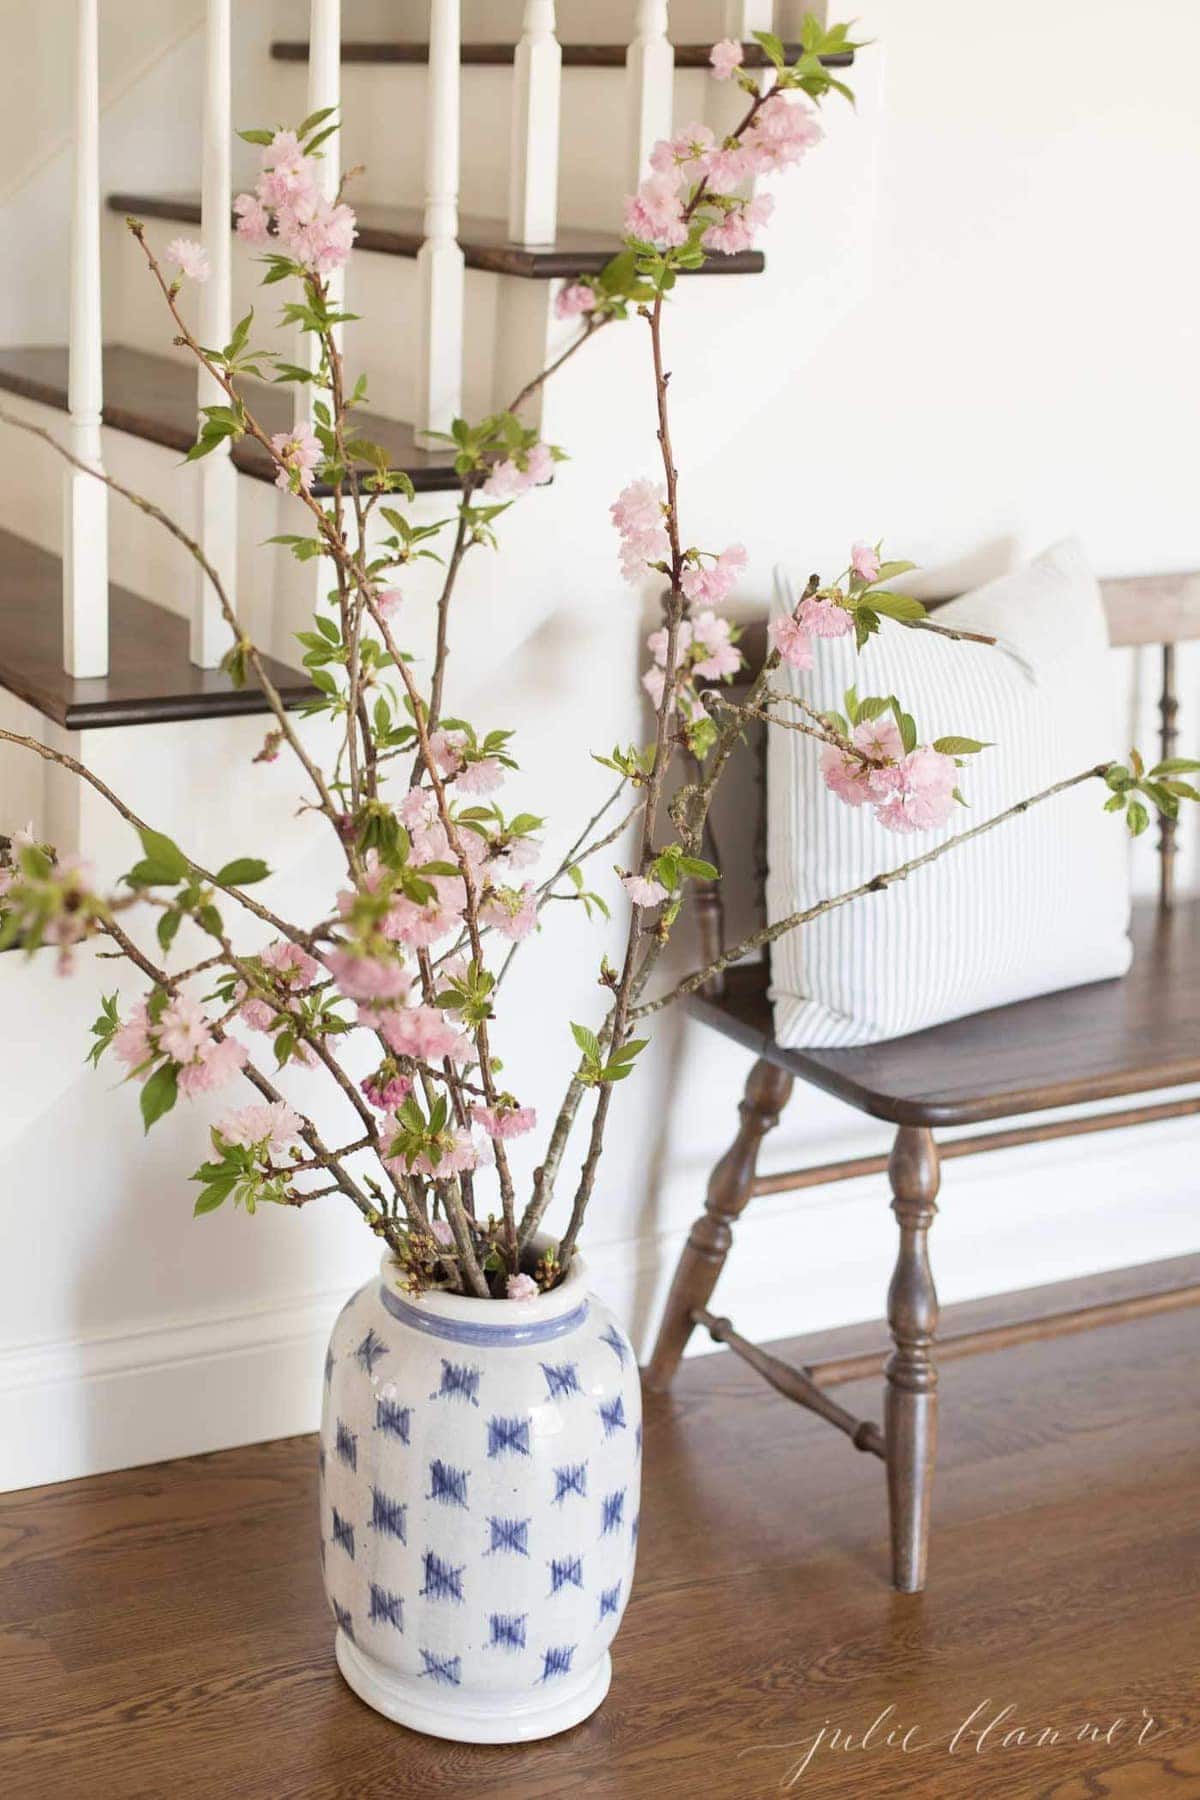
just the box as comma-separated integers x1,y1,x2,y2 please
1150,757,1200,776
1126,799,1151,837
237,127,274,146
677,856,719,881
298,103,338,138
156,910,181,954
751,28,786,67
215,857,271,887
932,736,991,757
140,1061,179,1133
138,827,188,882
1104,792,1127,812
571,1022,601,1064
868,591,927,622
127,858,186,889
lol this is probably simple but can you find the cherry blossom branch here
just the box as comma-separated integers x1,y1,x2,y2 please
631,762,1116,1017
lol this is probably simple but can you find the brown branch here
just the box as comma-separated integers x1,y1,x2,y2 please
632,762,1116,1018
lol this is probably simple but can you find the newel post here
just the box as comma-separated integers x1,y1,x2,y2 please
508,1,561,246
626,1,674,188
195,0,236,668
415,0,465,442
63,0,109,679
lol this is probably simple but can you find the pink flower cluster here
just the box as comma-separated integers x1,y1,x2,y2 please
622,872,668,908
238,939,320,1033
113,993,247,1097
234,129,356,276
643,609,743,712
554,282,596,321
623,94,822,259
166,238,210,283
611,479,669,584
216,1100,304,1156
820,717,958,834
471,1102,537,1140
481,441,554,500
270,424,321,493
681,544,747,607
361,1065,413,1113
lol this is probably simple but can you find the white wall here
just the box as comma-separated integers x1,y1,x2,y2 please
1,0,1198,1489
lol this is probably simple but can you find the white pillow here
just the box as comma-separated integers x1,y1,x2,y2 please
766,538,1132,1047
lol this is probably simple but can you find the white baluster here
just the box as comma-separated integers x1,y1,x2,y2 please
63,0,108,679
296,0,342,431
626,1,674,189
415,0,464,442
194,0,235,668
508,1,561,247
723,1,772,34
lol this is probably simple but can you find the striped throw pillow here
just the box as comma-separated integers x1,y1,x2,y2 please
767,539,1132,1048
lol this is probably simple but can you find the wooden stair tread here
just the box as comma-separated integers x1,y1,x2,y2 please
691,898,1200,1128
270,40,854,71
0,344,460,494
0,528,313,730
106,193,765,278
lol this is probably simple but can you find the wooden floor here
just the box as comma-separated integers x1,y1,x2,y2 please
1,1263,1197,1799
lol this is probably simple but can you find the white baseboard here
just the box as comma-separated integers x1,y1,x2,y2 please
1,1113,1196,1493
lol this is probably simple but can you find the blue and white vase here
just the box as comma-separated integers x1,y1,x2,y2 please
319,1242,641,1743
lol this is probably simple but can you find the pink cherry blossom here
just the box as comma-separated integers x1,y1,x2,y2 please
799,593,855,638
384,889,463,949
506,1273,540,1302
239,995,276,1032
710,38,742,80
409,1130,479,1179
611,478,670,584
481,440,554,499
623,872,668,908
741,93,824,176
362,1068,413,1112
649,123,716,186
555,282,596,320
376,587,403,619
158,992,211,1064
853,715,905,764
768,614,814,670
325,948,411,1003
382,1004,472,1064
870,748,958,833
820,744,875,807
471,1103,537,1140
691,610,742,680
233,192,271,244
456,757,505,796
702,191,775,256
851,542,881,583
428,728,466,776
177,1034,247,1096
480,882,538,942
261,939,320,986
281,198,357,276
680,543,746,607
113,1001,153,1077
623,173,688,248
398,787,437,830
271,424,321,492
218,1100,304,1154
821,716,907,811
166,238,210,282
647,620,694,668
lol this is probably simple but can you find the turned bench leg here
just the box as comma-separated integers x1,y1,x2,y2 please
885,1124,941,1593
644,1058,794,1392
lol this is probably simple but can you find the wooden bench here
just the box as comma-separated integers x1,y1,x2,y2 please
644,571,1200,1591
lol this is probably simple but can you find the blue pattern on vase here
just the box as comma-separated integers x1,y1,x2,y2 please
486,1515,530,1556
428,1458,470,1508
487,1415,531,1457
421,1550,465,1602
601,1489,625,1536
600,1323,628,1367
331,1508,355,1558
540,1360,581,1400
540,1644,576,1682
598,1394,626,1438
599,1583,621,1620
375,1396,411,1442
419,1648,461,1686
553,1461,587,1503
488,1612,528,1650
368,1583,404,1630
335,1420,357,1471
549,1555,584,1594
354,1327,388,1375
369,1485,407,1542
430,1359,482,1406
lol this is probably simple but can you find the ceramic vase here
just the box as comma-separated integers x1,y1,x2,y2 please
319,1244,641,1742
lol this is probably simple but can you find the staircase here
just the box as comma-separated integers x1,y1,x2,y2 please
0,1,851,854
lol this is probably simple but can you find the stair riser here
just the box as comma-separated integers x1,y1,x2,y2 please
264,60,717,231
103,212,556,423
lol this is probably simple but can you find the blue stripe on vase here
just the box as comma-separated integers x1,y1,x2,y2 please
380,1283,590,1346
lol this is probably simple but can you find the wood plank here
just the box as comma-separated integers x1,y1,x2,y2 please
0,344,460,495
0,528,312,729
0,1274,1196,1796
270,39,856,71
691,896,1200,1125
106,193,766,279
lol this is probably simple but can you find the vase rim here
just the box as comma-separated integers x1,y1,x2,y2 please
377,1233,589,1344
